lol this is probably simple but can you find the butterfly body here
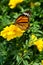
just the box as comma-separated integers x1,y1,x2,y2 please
15,11,30,30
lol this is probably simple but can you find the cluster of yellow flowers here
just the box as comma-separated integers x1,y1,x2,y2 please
0,26,43,51
0,25,24,41
30,34,43,52
8,0,23,9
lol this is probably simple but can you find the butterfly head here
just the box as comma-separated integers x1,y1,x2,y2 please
23,10,31,17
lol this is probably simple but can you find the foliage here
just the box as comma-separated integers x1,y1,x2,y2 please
0,0,43,65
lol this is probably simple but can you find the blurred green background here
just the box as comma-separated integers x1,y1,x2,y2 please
0,0,43,65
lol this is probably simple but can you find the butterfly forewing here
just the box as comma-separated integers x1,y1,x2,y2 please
16,15,29,23
15,11,30,30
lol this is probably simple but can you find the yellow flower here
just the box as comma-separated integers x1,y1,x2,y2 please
8,0,23,9
41,60,43,65
29,34,37,46
31,34,37,41
34,38,43,51
0,25,24,41
29,34,43,51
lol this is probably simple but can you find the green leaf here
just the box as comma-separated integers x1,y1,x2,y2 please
23,60,29,65
33,62,40,65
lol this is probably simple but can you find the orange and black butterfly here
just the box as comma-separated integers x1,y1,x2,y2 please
15,11,31,30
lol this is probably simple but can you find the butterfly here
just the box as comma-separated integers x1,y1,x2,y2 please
15,11,31,30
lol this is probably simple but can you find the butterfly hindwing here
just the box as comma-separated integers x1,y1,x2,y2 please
15,22,29,30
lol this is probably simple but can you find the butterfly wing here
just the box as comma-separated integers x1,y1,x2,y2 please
15,12,30,30
16,15,29,23
15,22,29,30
